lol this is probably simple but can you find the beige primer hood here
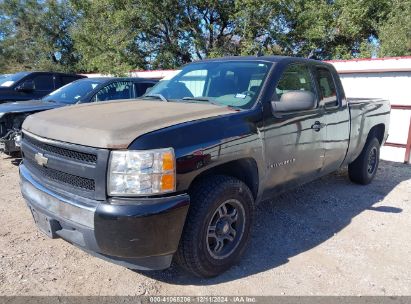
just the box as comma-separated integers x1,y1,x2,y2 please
22,100,236,148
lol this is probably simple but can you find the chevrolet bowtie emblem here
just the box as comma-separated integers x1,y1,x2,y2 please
34,153,48,167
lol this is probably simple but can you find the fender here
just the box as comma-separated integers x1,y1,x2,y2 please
128,107,265,199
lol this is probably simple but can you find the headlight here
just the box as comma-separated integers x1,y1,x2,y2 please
14,133,22,147
107,148,176,196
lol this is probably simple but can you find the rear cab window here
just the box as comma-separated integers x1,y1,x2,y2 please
315,67,338,107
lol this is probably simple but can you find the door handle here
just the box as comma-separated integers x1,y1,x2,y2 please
311,121,324,132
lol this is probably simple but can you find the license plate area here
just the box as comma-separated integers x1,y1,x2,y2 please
30,207,60,238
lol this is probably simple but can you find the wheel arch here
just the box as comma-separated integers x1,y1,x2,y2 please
368,123,385,145
188,158,259,200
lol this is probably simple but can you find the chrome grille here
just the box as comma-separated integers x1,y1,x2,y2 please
25,157,95,191
24,134,97,164
21,132,109,200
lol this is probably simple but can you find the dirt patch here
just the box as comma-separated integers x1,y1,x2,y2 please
0,154,410,295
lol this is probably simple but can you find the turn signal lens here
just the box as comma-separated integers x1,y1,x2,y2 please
161,174,175,192
162,151,175,171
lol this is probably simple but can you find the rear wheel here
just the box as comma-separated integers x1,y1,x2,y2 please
348,137,380,185
176,175,254,278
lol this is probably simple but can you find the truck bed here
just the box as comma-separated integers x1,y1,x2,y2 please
344,98,390,165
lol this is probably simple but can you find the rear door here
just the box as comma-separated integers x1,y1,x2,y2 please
314,66,350,173
262,63,326,196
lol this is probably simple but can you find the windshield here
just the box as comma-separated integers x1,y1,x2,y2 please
145,61,272,109
42,79,103,104
0,72,30,87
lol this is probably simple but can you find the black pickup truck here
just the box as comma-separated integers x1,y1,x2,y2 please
0,71,85,103
19,56,390,278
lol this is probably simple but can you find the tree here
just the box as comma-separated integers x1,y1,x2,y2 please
233,0,396,59
0,0,79,73
378,0,411,56
1,0,409,75
70,0,146,75
132,0,192,69
234,0,282,56
71,0,195,73
181,0,238,58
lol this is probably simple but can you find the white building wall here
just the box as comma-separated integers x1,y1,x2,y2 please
339,72,411,105
329,57,411,163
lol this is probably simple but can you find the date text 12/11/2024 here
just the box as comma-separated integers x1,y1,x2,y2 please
148,296,257,303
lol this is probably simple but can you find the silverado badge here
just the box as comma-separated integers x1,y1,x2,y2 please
269,158,296,168
34,153,48,167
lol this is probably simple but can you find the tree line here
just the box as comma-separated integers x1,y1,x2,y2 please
0,0,410,75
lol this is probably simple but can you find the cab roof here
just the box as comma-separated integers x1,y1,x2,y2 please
194,55,332,67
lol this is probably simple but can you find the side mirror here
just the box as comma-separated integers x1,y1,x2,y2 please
16,80,35,92
271,91,316,112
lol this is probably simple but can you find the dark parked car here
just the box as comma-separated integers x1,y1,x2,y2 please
19,56,390,277
0,71,86,104
0,77,158,153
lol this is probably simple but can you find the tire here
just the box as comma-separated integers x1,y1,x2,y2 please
176,175,255,278
348,137,380,185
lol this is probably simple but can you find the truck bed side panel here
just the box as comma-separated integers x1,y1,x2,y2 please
343,98,390,166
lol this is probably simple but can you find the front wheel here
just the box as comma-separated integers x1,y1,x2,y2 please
348,137,380,185
175,175,255,278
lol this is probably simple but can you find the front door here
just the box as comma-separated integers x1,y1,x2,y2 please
262,63,326,197
12,74,55,101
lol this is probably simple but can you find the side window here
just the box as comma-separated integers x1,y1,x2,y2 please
316,67,337,106
32,75,54,91
94,81,133,102
274,64,315,101
136,82,156,97
61,76,80,86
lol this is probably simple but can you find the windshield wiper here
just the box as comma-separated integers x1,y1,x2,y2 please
144,94,169,102
182,97,222,107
